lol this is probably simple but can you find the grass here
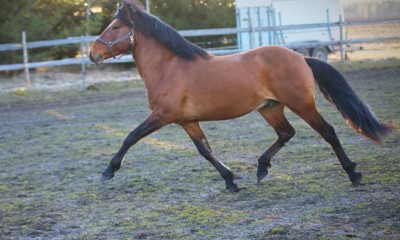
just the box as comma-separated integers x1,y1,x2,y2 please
0,59,399,239
0,80,144,107
333,57,400,72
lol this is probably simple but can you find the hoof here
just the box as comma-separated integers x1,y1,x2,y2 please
101,172,114,181
226,183,240,193
257,162,271,183
350,172,362,186
257,169,269,184
101,165,117,181
257,172,269,184
223,171,239,192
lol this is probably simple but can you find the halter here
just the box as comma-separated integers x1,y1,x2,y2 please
95,22,135,59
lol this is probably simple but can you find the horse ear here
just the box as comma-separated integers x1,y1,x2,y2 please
117,1,127,9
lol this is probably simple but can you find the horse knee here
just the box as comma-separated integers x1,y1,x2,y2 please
278,127,295,144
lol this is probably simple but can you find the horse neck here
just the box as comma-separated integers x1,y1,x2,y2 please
132,33,176,85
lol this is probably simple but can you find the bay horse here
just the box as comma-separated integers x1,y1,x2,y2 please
89,0,392,192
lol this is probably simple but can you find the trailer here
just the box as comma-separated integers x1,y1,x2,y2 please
236,0,345,61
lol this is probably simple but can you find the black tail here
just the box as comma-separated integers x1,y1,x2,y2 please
305,57,392,143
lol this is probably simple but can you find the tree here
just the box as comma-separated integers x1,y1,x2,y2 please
0,0,103,64
148,0,236,48
0,0,236,65
92,0,237,48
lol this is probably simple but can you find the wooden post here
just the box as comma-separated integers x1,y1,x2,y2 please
267,7,272,45
22,31,31,89
257,7,262,47
81,35,86,91
236,9,242,50
339,15,344,62
146,0,150,13
85,0,91,54
247,8,254,49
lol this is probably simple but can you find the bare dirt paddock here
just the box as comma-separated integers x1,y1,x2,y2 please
0,60,399,239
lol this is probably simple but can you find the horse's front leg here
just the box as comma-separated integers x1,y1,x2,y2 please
181,122,239,192
101,112,167,181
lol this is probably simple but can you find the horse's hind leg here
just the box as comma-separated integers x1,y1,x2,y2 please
181,122,239,192
257,103,295,183
292,106,362,185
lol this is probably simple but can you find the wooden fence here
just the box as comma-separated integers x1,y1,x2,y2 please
0,19,399,89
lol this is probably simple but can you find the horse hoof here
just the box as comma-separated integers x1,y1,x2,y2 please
257,162,270,183
101,165,116,181
101,173,114,181
350,172,362,186
226,183,240,193
257,170,269,184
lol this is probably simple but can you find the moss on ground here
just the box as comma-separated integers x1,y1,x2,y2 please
0,60,399,239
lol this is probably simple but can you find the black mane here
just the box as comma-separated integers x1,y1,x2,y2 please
116,0,208,60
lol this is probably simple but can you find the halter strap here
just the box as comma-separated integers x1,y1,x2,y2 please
96,28,135,59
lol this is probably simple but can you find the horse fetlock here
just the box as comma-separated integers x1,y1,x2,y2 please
257,161,271,170
222,170,235,181
343,161,357,174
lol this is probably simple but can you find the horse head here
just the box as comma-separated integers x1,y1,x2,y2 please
89,1,138,64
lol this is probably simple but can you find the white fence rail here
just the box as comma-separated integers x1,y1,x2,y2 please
0,19,399,88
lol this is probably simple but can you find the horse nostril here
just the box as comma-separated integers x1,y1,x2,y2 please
89,52,103,64
95,54,103,64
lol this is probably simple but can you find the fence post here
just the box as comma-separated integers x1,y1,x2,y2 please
339,15,344,62
22,31,31,89
257,7,262,47
247,8,253,49
81,35,86,91
146,0,150,13
267,7,272,45
236,9,242,50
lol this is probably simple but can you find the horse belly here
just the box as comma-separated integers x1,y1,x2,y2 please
181,54,275,121
185,83,269,121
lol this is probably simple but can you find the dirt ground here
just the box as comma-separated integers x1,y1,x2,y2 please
0,61,399,239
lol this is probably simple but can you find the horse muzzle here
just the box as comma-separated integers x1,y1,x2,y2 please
89,51,103,65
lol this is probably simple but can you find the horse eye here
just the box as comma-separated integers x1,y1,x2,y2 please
112,26,120,30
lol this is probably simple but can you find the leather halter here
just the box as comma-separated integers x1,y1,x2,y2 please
95,23,135,59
